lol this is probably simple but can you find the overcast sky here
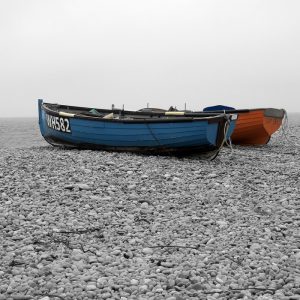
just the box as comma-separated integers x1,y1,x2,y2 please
0,0,299,117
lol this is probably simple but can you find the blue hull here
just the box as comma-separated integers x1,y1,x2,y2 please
38,100,235,154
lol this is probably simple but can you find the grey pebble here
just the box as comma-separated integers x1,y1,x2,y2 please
1,131,299,300
76,183,91,190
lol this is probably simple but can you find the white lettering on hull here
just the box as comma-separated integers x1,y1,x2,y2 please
45,114,71,133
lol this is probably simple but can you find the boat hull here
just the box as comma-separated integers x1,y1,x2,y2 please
38,100,231,155
231,109,284,145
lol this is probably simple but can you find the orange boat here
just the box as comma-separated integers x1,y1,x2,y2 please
203,106,285,145
231,108,285,145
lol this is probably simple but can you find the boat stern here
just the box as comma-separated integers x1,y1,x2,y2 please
206,114,234,147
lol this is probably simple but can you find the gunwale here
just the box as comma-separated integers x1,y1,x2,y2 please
42,102,228,124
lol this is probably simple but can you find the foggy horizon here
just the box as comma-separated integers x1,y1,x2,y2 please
1,0,300,117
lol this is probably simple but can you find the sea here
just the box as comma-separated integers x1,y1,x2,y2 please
0,114,299,149
0,118,47,149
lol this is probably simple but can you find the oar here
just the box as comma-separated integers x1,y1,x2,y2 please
164,111,232,118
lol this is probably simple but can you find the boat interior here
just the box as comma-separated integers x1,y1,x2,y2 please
42,102,226,121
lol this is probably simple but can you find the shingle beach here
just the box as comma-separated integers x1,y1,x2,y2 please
0,118,299,300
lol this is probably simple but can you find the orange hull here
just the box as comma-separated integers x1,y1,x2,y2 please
231,109,284,145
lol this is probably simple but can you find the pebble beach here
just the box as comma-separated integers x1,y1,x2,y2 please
0,116,299,300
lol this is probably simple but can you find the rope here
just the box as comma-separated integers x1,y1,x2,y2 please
146,123,162,147
276,110,299,147
223,110,234,156
210,114,232,160
225,136,233,153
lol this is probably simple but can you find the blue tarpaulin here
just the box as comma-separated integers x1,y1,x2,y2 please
203,105,236,111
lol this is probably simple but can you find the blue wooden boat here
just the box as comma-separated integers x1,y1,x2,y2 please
38,99,236,155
